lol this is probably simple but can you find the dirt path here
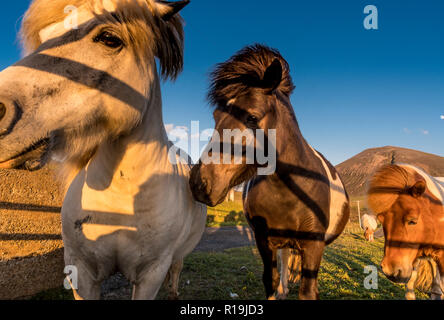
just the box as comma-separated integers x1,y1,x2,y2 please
193,226,255,252
101,226,255,300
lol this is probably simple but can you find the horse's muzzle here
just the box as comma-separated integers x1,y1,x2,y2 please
190,165,213,204
0,138,50,171
381,262,411,284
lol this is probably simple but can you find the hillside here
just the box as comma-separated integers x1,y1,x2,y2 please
336,146,444,197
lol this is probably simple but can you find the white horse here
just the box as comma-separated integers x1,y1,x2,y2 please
0,0,206,300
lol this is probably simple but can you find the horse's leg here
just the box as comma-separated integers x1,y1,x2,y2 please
68,262,101,300
435,254,444,300
275,249,290,300
166,259,184,300
64,246,101,300
256,235,279,299
298,241,325,300
441,273,444,300
132,260,172,300
405,264,418,300
432,255,444,300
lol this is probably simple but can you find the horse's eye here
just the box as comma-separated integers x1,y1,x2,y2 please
407,220,418,226
246,115,259,128
94,31,123,49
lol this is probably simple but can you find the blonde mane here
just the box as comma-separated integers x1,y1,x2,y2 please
367,164,419,214
20,0,185,79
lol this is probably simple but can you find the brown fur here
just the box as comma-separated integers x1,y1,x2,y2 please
367,164,444,294
207,44,295,107
191,45,350,300
367,165,417,215
287,250,302,283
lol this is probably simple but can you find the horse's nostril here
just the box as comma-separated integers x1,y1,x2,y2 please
199,178,212,194
0,103,6,121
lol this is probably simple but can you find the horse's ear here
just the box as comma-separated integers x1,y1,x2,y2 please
156,0,190,21
409,180,426,198
262,59,283,92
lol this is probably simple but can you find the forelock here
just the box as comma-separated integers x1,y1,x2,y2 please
20,0,184,80
367,165,417,215
208,44,295,108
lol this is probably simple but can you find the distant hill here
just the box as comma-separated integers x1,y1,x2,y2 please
336,146,444,197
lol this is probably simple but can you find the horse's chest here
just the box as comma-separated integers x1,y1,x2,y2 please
64,178,174,246
75,186,138,241
82,185,137,214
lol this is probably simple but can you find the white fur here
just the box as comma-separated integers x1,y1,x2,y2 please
244,179,252,204
0,1,204,300
398,164,444,212
362,213,378,231
309,145,349,240
227,98,237,106
39,6,93,43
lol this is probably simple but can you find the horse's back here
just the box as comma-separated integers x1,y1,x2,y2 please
242,146,350,245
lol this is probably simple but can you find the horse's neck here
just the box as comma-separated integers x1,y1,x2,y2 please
267,102,321,188
275,107,313,173
82,80,173,194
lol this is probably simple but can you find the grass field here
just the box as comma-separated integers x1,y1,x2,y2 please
32,198,428,300
155,225,427,300
206,195,370,228
206,201,246,227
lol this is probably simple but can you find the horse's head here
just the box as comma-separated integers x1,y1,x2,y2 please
362,213,378,242
190,45,295,206
0,0,188,171
378,186,429,283
364,227,375,242
368,165,432,283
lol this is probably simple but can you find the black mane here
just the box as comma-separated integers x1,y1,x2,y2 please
208,44,295,108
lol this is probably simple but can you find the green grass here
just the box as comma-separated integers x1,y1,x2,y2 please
31,200,428,300
206,196,372,227
157,226,427,300
206,201,247,227
33,226,428,300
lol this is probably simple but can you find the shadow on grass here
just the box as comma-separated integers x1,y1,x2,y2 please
206,209,247,227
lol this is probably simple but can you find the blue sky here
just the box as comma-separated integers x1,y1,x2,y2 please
1,1,443,164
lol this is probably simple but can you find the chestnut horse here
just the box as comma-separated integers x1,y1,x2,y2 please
367,164,444,299
190,45,350,300
362,212,441,299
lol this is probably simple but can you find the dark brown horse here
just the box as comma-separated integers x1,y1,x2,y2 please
367,164,444,299
189,45,350,300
